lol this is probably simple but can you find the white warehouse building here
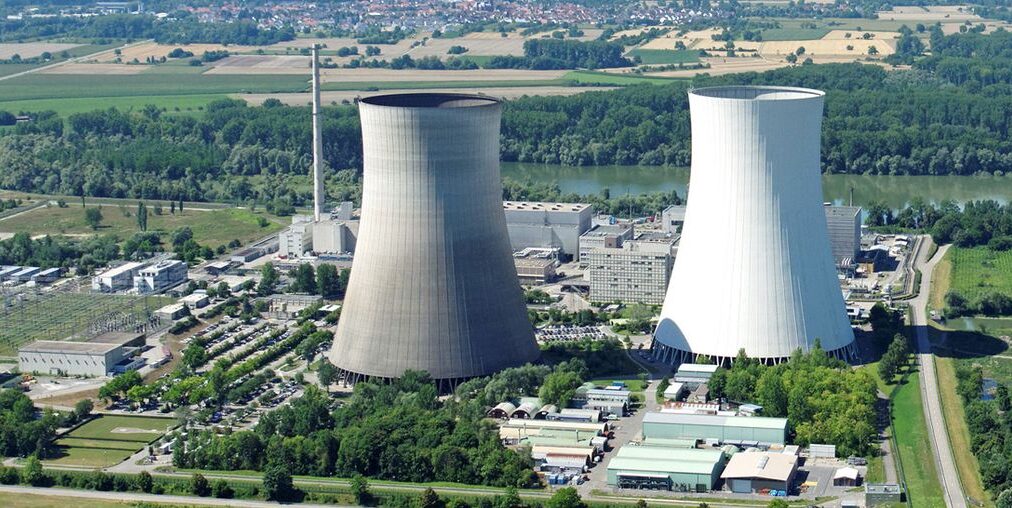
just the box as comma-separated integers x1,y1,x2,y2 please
134,259,187,294
653,86,855,365
92,262,147,292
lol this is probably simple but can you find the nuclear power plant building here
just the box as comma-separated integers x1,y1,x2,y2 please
652,86,855,365
330,94,539,389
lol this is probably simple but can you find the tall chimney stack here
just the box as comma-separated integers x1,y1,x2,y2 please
311,45,324,222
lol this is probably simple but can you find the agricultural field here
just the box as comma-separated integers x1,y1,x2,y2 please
757,27,831,41
0,94,227,116
0,202,287,248
0,42,82,60
0,292,171,355
877,5,981,22
626,48,700,65
0,72,308,103
47,415,174,468
948,247,1012,303
240,86,606,106
405,32,528,58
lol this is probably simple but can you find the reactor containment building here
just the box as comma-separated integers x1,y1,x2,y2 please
330,93,539,390
652,86,855,365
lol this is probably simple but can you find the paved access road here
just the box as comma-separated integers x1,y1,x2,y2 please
0,484,348,507
910,238,966,508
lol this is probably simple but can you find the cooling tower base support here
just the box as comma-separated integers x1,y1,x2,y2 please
336,367,472,394
649,340,858,367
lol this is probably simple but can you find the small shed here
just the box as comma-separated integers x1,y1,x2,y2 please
809,443,837,458
833,467,860,487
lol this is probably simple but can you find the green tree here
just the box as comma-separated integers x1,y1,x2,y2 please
137,201,148,231
290,263,316,293
73,398,93,420
318,360,338,391
755,369,788,417
190,472,210,496
211,478,233,498
263,462,294,501
538,370,583,406
258,263,280,296
85,207,103,230
316,263,341,298
767,500,789,508
135,471,153,493
22,455,45,486
350,474,371,505
546,487,585,508
419,487,442,508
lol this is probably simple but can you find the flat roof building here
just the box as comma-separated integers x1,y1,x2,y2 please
661,205,687,234
92,262,147,292
586,236,675,305
514,257,557,285
18,338,139,377
721,451,798,494
134,259,187,294
504,201,593,261
642,412,788,445
606,445,727,492
674,363,719,384
579,224,634,265
280,222,313,258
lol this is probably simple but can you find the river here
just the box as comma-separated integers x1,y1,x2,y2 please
501,163,1012,209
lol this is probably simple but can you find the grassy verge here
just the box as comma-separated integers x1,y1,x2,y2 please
935,356,991,506
562,70,685,85
0,492,190,508
892,372,946,507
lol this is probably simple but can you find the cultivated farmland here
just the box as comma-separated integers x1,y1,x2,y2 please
0,42,82,60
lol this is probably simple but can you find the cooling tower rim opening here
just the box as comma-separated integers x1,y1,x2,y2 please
689,85,824,102
360,92,500,109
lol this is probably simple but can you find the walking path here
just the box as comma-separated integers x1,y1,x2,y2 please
0,484,346,507
910,239,966,508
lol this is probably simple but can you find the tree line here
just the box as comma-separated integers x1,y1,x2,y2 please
954,363,1012,505
2,14,295,45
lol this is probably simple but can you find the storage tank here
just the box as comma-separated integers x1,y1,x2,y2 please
652,86,855,364
330,93,539,390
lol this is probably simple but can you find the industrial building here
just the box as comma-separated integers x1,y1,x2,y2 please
586,235,675,305
653,86,855,365
642,412,788,444
661,205,687,234
606,446,728,492
513,249,558,285
30,267,61,284
720,451,798,494
673,363,719,384
18,332,145,377
504,201,593,261
311,218,357,254
92,262,146,292
825,205,862,267
279,222,313,258
179,291,209,309
134,259,187,294
331,94,539,390
578,224,634,264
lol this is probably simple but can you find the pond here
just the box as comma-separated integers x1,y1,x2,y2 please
500,162,1012,210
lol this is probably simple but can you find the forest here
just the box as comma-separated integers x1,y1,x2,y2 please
171,365,582,487
484,39,630,70
706,347,879,457
954,363,1012,504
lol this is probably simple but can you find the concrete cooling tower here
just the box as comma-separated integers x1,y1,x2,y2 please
652,86,855,365
330,93,539,390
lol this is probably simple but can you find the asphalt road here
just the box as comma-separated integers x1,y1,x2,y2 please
910,238,966,508
0,484,348,507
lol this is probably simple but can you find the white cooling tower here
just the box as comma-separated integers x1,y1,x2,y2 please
652,86,855,365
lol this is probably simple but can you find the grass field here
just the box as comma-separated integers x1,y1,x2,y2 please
0,72,308,103
626,49,700,65
930,248,953,311
67,414,174,441
759,28,832,41
0,203,286,248
46,415,174,468
891,374,946,507
935,356,991,506
563,70,684,85
948,247,1012,303
0,93,227,115
0,292,171,355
